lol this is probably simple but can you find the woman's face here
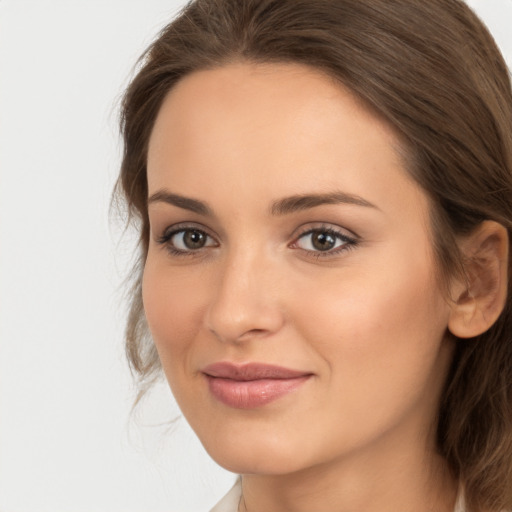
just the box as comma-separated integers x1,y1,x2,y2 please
144,63,455,474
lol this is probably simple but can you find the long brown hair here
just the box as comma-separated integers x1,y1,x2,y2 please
116,1,512,509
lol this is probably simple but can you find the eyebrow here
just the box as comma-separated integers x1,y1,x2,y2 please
270,191,377,215
147,190,213,216
147,189,377,216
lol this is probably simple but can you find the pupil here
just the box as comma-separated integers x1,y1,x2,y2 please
184,230,205,249
312,232,335,251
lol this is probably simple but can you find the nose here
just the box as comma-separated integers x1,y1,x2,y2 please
204,249,285,344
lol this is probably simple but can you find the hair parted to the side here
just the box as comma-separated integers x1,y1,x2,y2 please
116,0,512,509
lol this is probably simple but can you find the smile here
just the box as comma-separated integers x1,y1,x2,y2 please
202,362,312,409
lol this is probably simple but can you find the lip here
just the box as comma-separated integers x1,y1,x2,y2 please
202,362,312,409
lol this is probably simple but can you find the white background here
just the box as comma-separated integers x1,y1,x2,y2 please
0,1,511,511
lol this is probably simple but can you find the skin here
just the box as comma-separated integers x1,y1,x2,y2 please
144,62,459,512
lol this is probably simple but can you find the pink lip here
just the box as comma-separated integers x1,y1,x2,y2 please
202,362,312,409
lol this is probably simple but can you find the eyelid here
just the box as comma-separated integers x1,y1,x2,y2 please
291,222,359,242
155,222,219,256
154,221,358,259
289,223,359,257
156,222,216,241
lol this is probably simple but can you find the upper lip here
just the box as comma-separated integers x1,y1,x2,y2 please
202,362,312,381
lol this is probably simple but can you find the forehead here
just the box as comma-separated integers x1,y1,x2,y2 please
147,62,425,220
148,62,396,165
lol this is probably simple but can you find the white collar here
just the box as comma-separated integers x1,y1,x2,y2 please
209,479,242,512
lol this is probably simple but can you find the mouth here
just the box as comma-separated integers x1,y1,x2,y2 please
202,362,313,409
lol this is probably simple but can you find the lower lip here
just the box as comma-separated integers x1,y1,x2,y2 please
205,376,310,409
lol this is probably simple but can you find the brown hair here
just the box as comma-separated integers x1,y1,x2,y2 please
116,0,512,509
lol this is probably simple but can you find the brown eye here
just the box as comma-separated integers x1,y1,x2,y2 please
293,228,355,255
182,230,207,249
168,229,216,252
311,231,337,251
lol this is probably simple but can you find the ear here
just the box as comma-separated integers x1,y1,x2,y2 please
448,221,509,339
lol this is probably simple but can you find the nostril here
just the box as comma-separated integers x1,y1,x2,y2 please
204,268,286,343
237,328,269,341
209,326,271,344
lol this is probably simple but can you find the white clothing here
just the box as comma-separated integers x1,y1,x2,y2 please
210,478,467,512
210,479,242,512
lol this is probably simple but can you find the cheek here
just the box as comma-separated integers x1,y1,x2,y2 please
296,254,447,339
292,253,451,406
141,255,208,367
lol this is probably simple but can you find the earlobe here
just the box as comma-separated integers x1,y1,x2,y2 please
448,221,509,339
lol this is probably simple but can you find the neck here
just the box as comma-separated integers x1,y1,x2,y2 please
238,425,458,512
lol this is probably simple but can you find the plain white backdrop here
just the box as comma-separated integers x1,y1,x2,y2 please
0,1,511,511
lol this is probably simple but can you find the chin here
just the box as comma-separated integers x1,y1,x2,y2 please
212,453,305,476
201,433,313,475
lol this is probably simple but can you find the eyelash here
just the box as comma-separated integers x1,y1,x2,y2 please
156,224,358,259
157,224,217,257
291,225,358,259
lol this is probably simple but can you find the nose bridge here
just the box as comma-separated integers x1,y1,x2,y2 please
205,241,283,343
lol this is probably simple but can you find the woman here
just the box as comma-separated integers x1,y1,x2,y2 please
116,0,512,510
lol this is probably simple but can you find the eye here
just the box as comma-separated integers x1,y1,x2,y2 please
292,227,357,255
158,227,217,255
